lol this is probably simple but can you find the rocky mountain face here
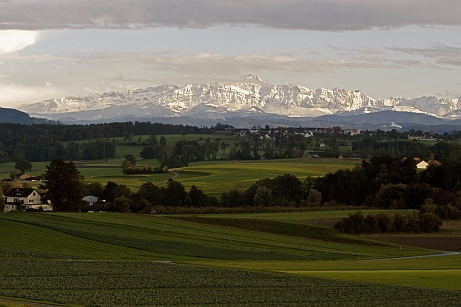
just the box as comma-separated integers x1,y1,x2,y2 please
18,75,461,126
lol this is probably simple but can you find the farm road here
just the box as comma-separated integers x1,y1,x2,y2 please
169,171,179,180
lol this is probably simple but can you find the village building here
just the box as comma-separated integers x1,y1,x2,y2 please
416,161,429,169
80,203,111,213
4,188,52,212
83,195,99,204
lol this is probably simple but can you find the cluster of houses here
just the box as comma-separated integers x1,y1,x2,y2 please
1,189,103,213
215,126,358,139
2,189,157,213
217,126,442,141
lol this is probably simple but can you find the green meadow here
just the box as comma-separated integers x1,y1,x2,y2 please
1,155,359,197
0,133,358,195
1,212,460,306
75,157,358,195
1,135,460,306
1,153,359,195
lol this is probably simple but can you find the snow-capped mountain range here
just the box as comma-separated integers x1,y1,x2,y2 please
18,74,461,124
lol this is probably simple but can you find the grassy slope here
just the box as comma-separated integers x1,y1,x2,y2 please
1,212,427,261
173,213,461,291
1,155,358,194
1,212,460,306
75,158,358,194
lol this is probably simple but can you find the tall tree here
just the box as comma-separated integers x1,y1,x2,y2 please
124,154,136,166
220,142,228,159
40,158,84,212
162,179,187,207
0,187,4,212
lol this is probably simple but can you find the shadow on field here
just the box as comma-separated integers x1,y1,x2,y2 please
170,216,391,247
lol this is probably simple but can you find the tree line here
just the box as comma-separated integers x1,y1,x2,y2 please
39,155,461,217
6,155,458,236
4,120,461,165
0,122,230,163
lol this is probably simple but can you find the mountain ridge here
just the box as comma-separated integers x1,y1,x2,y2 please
17,75,461,128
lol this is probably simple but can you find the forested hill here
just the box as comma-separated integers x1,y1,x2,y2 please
0,108,32,124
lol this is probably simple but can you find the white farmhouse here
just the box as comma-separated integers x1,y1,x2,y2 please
4,188,51,212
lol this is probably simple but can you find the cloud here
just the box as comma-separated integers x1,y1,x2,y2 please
391,60,440,69
356,51,445,69
0,30,38,55
385,43,461,67
7,50,415,76
1,0,461,31
0,82,57,107
386,44,461,59
445,89,461,98
359,55,388,63
84,52,396,76
437,57,461,66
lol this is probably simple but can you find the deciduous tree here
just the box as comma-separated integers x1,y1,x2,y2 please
15,160,32,173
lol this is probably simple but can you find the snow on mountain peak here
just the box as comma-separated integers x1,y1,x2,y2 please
244,74,265,83
17,76,461,122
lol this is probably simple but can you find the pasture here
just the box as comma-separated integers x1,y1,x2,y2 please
75,157,358,195
1,212,460,306
0,132,358,195
0,154,359,195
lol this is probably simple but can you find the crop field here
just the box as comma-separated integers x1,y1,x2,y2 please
1,212,427,261
1,212,460,306
1,260,461,307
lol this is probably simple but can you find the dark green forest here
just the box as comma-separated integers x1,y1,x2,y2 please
3,121,461,166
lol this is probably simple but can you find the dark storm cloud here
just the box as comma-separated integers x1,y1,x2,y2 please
1,0,460,31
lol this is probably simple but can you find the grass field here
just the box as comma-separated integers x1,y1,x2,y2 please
0,133,358,196
0,135,459,305
73,157,358,194
0,211,460,306
0,156,359,195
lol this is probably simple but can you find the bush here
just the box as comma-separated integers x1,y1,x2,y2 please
112,196,133,213
335,211,442,235
392,213,408,232
419,213,442,233
376,213,393,233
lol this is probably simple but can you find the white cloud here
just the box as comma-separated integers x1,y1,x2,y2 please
0,30,38,55
0,82,57,107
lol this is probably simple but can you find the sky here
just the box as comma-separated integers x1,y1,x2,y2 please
0,0,461,108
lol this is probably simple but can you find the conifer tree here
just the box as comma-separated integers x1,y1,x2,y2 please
41,158,84,212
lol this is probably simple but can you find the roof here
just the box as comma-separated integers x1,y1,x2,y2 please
19,174,33,180
5,188,39,198
416,161,429,169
